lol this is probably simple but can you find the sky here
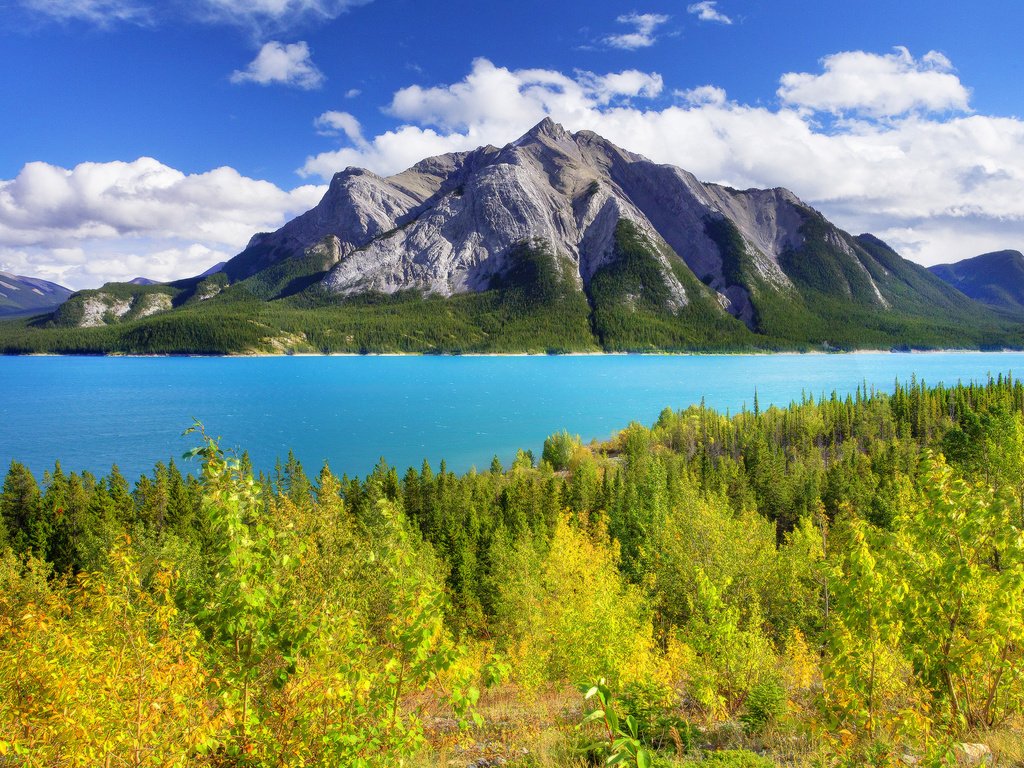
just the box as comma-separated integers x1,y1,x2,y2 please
2,0,1023,289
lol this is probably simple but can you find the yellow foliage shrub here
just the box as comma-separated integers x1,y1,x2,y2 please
493,514,657,690
0,543,220,766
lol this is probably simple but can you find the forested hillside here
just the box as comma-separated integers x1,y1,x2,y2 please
929,250,1024,313
2,376,1024,766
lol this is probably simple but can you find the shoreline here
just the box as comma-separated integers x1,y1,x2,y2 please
6,347,1023,360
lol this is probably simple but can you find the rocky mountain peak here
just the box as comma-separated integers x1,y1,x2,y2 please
207,122,971,338
521,116,569,140
506,119,585,166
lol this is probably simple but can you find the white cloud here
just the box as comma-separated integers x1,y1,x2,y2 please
19,0,149,24
344,88,362,98
0,158,325,289
314,111,367,146
674,84,727,106
196,0,370,29
300,59,666,179
872,219,1024,270
20,0,370,31
231,40,324,89
1,244,235,288
604,12,670,50
387,58,664,132
779,47,970,117
687,1,732,24
577,70,664,104
300,54,1024,266
300,126,479,182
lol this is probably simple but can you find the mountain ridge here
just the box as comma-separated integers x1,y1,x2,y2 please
0,272,73,317
929,250,1024,313
3,120,1022,354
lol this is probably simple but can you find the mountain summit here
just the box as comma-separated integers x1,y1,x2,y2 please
23,120,1021,354
230,117,801,323
217,120,985,340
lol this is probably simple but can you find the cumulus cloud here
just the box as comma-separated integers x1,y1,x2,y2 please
578,70,664,104
383,58,663,130
0,158,324,288
299,59,665,179
687,1,732,24
779,47,970,117
231,40,324,89
1,243,236,288
674,84,727,106
314,111,367,146
604,12,670,50
300,53,1024,266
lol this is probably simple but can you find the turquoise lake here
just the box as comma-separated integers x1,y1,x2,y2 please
2,352,1023,481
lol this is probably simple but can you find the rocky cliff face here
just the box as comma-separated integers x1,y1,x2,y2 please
216,119,980,337
77,291,172,327
51,284,178,328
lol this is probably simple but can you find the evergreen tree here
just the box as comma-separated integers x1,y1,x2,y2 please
1,461,46,555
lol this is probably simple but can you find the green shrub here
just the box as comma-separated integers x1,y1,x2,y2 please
619,679,699,752
541,430,579,471
739,678,786,731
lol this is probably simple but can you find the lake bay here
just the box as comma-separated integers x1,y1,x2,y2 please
2,352,1023,481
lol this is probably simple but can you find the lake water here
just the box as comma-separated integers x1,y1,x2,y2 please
2,352,1023,482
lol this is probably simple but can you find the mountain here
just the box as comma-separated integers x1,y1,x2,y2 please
928,250,1024,313
128,277,159,286
0,272,73,317
4,120,1022,354
207,118,1010,349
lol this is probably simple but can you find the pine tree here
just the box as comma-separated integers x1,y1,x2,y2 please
1,461,45,554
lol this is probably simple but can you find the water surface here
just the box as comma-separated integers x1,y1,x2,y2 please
2,353,1022,481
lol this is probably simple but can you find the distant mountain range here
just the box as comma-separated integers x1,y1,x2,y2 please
929,250,1024,313
3,120,1023,354
0,272,72,317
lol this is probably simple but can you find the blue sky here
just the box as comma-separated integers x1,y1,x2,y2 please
2,0,1024,287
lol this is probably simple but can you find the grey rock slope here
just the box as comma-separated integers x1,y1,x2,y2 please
219,119,978,334
0,272,73,317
